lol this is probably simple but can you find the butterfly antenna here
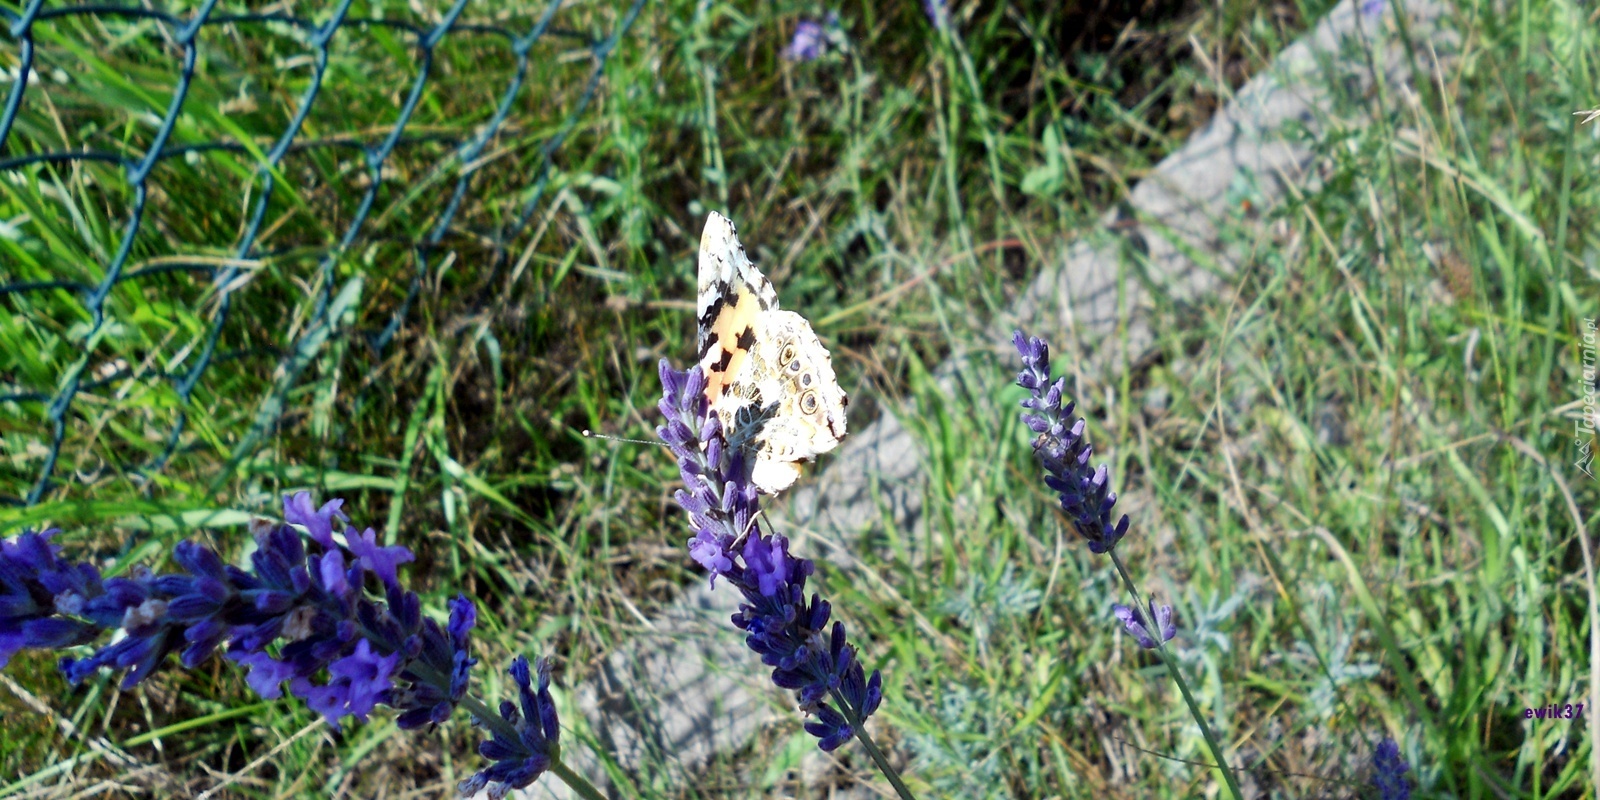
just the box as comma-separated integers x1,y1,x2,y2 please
582,430,669,448
729,506,768,552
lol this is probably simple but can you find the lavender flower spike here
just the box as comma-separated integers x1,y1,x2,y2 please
458,656,560,800
657,359,883,751
0,498,604,797
9,493,480,735
1013,330,1130,553
1371,739,1411,800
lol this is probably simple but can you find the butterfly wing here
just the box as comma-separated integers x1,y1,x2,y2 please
697,212,779,406
693,212,848,495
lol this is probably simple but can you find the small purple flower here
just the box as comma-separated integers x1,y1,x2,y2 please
805,704,854,751
688,525,735,578
229,649,297,699
344,524,414,590
657,359,883,752
783,18,828,61
283,492,413,588
743,532,794,597
283,492,348,550
316,549,351,596
1372,739,1410,800
1359,0,1384,18
292,638,400,727
923,0,947,31
459,656,560,800
1113,601,1175,649
1013,330,1130,553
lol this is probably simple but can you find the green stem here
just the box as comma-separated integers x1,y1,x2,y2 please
1109,552,1244,800
548,758,609,800
834,689,918,800
453,692,519,745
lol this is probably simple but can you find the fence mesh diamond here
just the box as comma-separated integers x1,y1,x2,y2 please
1,0,643,509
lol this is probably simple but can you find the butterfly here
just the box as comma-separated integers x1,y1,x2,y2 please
695,212,848,495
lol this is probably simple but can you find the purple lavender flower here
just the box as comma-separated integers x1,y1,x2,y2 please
0,497,589,796
782,12,840,62
231,649,298,699
923,0,947,31
1371,739,1410,800
1359,0,1384,18
345,524,414,589
458,656,560,800
57,561,187,688
1113,601,1175,649
1013,330,1130,553
656,359,883,751
284,493,413,587
294,638,401,725
782,17,829,61
384,593,479,730
0,529,107,668
9,493,477,734
284,492,348,549
658,364,755,587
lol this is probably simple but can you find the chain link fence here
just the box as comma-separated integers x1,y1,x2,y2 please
0,0,643,510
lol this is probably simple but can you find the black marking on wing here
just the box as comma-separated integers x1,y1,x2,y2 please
710,346,735,373
735,326,757,352
698,293,728,331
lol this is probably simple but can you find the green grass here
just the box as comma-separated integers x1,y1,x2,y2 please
1,0,1597,796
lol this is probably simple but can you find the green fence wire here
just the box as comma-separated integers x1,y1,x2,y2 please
0,0,644,508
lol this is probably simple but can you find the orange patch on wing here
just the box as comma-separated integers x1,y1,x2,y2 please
700,288,762,404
